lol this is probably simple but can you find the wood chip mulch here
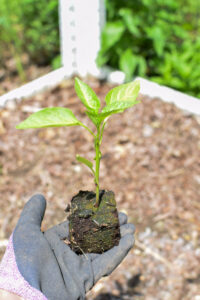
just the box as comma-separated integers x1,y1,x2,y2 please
0,77,200,299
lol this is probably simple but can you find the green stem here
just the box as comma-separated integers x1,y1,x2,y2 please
100,120,107,145
95,125,101,207
80,123,95,137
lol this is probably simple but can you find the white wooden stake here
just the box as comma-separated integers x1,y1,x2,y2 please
75,0,105,77
59,0,76,75
59,0,105,77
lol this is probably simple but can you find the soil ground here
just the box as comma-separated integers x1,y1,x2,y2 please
0,76,200,299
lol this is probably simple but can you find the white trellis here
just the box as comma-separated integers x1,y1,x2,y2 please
0,0,200,116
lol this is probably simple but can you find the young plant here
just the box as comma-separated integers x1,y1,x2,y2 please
16,78,140,207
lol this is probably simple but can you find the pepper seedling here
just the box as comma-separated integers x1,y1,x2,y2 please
16,78,140,207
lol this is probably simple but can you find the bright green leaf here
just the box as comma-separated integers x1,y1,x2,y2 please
146,27,165,57
75,77,100,113
95,100,140,123
105,80,140,105
76,155,94,174
138,57,147,76
101,21,125,52
119,8,140,36
86,111,101,127
96,50,110,67
119,49,138,81
101,100,140,117
16,107,81,129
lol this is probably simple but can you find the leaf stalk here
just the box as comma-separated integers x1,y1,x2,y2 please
79,123,95,137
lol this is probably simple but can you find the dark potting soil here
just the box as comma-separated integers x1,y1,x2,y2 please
67,190,120,254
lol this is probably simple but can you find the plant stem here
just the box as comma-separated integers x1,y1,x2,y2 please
95,125,101,207
99,120,107,145
80,123,95,137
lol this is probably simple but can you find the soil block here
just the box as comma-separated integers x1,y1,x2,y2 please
67,190,120,254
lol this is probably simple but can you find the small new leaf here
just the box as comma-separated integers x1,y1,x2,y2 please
105,80,140,105
102,100,139,114
100,100,140,119
75,77,100,113
76,155,94,174
16,107,81,129
100,80,141,121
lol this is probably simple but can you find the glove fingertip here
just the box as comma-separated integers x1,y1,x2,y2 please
29,193,46,206
120,223,135,237
118,212,128,225
120,233,135,252
18,194,47,227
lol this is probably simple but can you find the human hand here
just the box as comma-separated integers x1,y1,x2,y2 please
0,194,134,300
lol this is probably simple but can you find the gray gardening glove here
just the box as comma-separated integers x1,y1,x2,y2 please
0,194,134,300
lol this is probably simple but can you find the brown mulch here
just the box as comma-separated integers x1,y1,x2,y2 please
0,77,200,299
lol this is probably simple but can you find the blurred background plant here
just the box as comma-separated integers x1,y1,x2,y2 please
97,0,200,97
0,0,199,97
0,0,60,81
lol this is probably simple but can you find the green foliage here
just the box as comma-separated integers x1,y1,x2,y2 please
0,0,26,80
0,0,59,70
98,0,200,97
75,77,101,113
18,0,59,66
16,78,140,206
100,80,140,118
16,107,81,129
76,155,95,175
51,55,61,70
100,100,139,118
105,80,140,104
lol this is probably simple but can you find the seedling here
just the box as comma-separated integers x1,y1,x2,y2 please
16,78,140,253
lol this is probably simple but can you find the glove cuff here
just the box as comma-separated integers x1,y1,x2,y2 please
0,235,47,300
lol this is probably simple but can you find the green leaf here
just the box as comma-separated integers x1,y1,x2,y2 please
119,49,137,81
75,77,100,113
100,100,140,118
86,111,101,127
137,56,147,76
96,50,109,67
100,81,141,121
145,27,165,57
105,80,140,105
51,54,61,70
76,155,94,174
16,107,81,129
101,21,125,52
119,9,140,36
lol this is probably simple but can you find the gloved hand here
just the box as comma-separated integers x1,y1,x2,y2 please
0,194,135,300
